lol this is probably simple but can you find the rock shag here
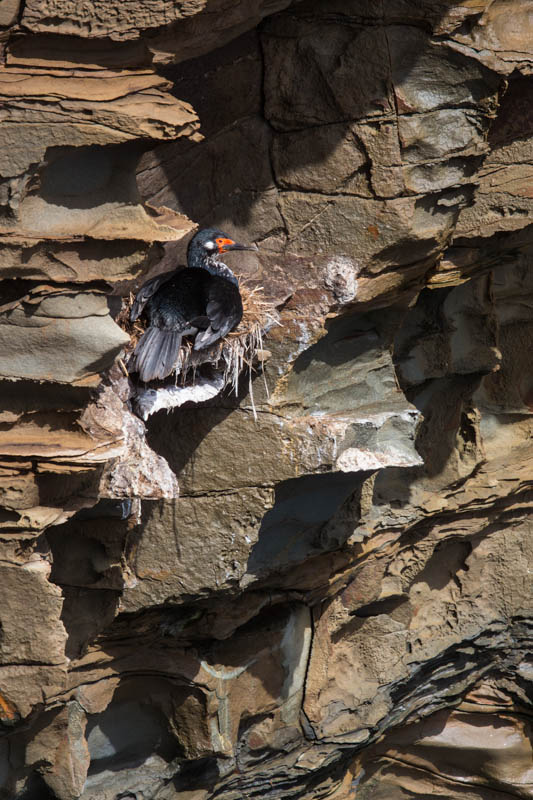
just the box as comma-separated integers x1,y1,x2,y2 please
129,228,258,383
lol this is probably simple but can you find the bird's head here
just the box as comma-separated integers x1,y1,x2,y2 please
188,228,258,266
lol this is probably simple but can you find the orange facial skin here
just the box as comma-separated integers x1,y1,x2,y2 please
216,237,235,253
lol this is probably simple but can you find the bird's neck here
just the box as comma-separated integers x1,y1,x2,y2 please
189,252,239,285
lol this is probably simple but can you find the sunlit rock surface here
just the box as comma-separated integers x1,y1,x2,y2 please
0,1,533,798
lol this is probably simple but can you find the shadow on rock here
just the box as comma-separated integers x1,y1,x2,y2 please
246,471,367,580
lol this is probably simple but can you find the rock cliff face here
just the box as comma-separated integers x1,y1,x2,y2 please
1,1,533,798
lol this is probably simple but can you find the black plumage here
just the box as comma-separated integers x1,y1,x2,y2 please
129,228,257,382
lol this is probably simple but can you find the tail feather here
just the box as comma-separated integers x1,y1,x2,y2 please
131,327,182,382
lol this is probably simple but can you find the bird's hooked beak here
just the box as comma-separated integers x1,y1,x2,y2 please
217,237,259,254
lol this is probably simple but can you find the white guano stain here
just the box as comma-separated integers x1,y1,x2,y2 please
324,256,360,304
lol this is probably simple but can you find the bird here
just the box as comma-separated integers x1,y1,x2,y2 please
129,227,258,383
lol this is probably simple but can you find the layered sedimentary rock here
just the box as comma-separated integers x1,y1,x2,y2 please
0,1,533,798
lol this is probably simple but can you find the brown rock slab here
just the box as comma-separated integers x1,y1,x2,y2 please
439,0,533,74
0,68,199,179
121,488,273,609
22,0,206,39
262,19,393,129
0,240,158,284
272,125,371,196
0,293,128,384
26,703,90,800
0,562,66,665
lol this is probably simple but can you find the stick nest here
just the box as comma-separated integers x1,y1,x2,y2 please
116,278,278,398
